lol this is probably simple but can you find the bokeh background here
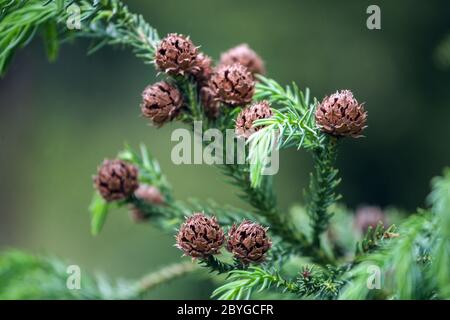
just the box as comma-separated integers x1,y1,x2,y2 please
0,0,449,299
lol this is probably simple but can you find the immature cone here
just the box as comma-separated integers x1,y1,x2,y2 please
354,206,386,233
235,100,273,139
141,81,183,126
134,184,165,205
94,159,138,202
155,33,199,76
176,213,225,258
220,44,265,75
191,53,214,85
129,185,165,223
200,86,220,118
227,221,272,264
209,63,255,106
315,90,367,137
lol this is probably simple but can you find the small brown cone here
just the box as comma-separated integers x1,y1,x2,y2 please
129,185,165,223
220,43,265,75
209,63,255,106
200,85,220,118
191,53,214,85
227,220,272,264
134,184,165,205
141,81,183,126
93,159,138,202
315,90,367,138
176,213,225,258
155,33,199,76
235,100,273,139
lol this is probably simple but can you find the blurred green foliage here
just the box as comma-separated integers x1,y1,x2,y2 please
0,0,449,298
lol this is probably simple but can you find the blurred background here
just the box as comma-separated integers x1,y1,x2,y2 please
0,0,449,299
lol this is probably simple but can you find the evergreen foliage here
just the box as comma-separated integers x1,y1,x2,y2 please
0,0,448,300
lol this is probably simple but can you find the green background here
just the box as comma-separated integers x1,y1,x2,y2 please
0,0,449,298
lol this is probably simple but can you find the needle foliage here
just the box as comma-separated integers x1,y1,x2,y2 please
0,0,449,300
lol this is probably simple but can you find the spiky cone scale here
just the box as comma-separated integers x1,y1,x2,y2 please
176,213,225,259
235,100,273,139
141,81,183,126
209,63,255,106
155,33,199,76
315,90,367,138
93,159,139,202
227,220,272,264
220,43,265,76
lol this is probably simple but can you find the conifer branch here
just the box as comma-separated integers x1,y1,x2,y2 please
89,144,257,233
211,265,345,300
211,267,300,300
134,261,199,297
250,77,342,259
306,136,341,247
218,163,333,265
427,168,450,298
199,256,239,274
173,75,326,262
2,0,449,301
339,214,431,299
0,0,159,75
0,250,135,299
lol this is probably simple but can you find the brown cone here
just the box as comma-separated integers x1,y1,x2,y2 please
94,159,139,202
176,213,225,258
220,44,265,75
191,53,214,85
155,33,199,76
200,85,220,118
315,90,367,138
141,81,183,126
227,220,272,264
235,100,273,139
129,185,165,223
134,184,165,205
209,63,255,106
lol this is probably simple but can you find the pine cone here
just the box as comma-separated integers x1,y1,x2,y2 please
176,213,225,258
354,206,386,233
200,85,220,118
155,33,199,76
191,53,214,85
93,159,139,202
235,100,273,138
141,81,183,126
134,184,165,205
315,90,367,138
209,63,255,106
129,185,165,223
220,44,265,75
227,221,272,264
